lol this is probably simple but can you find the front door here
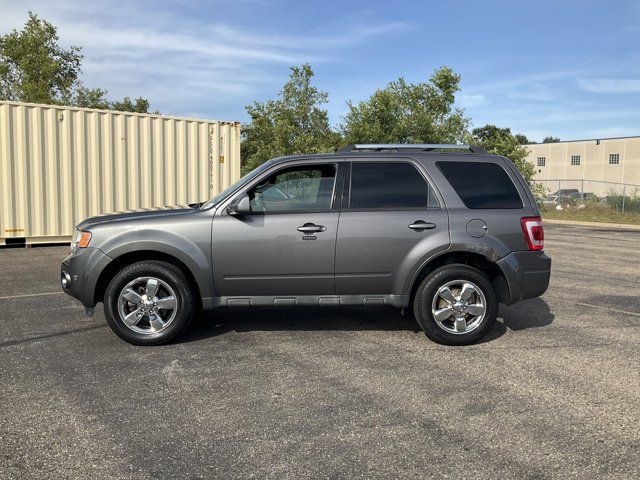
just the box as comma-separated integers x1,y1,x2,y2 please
212,162,341,296
335,160,450,295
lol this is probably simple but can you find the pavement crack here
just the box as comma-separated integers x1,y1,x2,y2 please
0,291,64,301
0,324,107,348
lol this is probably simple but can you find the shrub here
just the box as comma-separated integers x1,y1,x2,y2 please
606,188,640,213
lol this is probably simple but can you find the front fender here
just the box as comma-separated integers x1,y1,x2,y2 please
92,223,213,305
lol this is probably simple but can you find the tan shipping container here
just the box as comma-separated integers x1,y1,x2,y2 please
0,101,241,245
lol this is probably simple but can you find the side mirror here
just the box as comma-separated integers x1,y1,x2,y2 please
227,194,251,215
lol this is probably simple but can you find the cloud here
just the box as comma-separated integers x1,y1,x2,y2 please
63,19,408,66
63,24,310,64
507,83,554,102
587,126,640,138
577,78,640,93
0,1,412,120
471,70,578,93
209,21,410,50
540,108,639,123
457,93,487,108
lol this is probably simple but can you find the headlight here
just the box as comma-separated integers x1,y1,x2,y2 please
70,230,92,253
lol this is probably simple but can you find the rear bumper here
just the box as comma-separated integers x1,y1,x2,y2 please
61,247,112,308
496,250,551,306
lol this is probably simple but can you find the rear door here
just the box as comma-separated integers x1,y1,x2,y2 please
335,159,450,295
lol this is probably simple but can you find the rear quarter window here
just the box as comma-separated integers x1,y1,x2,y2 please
436,161,523,209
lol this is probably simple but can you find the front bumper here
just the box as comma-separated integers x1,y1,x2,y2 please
496,250,551,306
61,247,112,308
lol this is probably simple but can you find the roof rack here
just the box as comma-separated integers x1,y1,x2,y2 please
336,143,487,154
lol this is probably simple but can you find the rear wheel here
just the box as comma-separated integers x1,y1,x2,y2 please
104,261,196,345
413,264,497,345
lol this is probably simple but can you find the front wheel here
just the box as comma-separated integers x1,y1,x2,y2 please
413,264,497,345
104,261,197,345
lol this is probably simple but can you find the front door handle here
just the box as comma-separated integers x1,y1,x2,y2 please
409,220,437,231
297,223,327,233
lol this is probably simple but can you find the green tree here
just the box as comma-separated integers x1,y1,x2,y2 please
110,96,151,113
0,12,81,103
0,12,154,113
241,64,341,173
341,66,469,144
471,124,513,144
72,86,110,109
471,124,536,185
73,89,153,113
514,133,531,144
542,136,560,143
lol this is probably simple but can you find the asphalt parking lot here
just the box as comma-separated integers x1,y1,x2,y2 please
0,224,638,479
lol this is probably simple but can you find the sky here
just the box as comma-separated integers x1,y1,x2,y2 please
1,0,639,142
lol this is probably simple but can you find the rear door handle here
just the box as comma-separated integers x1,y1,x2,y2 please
409,221,437,231
297,223,326,233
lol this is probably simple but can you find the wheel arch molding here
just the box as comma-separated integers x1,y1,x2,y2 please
405,249,511,305
93,239,211,308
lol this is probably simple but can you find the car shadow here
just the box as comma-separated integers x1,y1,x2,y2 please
179,306,421,343
481,297,555,342
179,298,555,345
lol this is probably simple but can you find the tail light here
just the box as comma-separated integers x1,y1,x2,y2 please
521,216,544,251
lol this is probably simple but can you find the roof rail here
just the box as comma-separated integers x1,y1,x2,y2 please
336,143,487,154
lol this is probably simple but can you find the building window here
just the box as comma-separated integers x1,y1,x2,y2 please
570,155,581,166
609,153,620,165
537,157,546,167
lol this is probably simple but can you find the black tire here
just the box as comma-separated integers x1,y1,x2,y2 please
103,260,197,346
413,264,497,346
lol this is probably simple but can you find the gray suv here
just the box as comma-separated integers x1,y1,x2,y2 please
61,144,551,346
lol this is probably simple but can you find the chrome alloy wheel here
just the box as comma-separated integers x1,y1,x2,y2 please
117,277,178,335
431,280,487,335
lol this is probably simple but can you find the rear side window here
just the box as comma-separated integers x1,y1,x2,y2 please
350,162,439,209
436,161,523,209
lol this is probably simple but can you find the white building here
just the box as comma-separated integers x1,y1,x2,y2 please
525,136,640,196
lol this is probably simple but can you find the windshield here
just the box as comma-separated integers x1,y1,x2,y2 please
200,160,273,210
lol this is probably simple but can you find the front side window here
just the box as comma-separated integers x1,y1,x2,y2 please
571,155,581,166
201,160,273,209
537,157,546,167
248,164,336,212
609,153,620,165
349,162,439,209
437,161,523,209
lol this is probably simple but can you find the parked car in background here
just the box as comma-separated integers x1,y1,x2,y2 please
570,192,599,202
543,194,575,208
553,188,580,196
61,144,551,347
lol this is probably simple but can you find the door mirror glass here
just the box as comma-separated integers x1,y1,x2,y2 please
227,194,252,215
